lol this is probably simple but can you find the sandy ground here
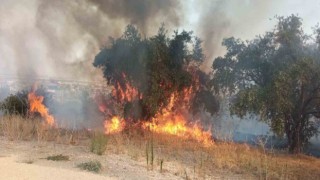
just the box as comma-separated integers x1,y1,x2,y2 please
0,156,113,180
0,138,246,180
0,138,185,180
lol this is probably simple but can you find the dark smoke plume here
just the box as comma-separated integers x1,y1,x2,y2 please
88,0,182,34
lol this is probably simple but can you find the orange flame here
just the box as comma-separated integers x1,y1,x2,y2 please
112,73,141,103
143,90,214,147
104,116,126,134
28,90,55,126
104,69,213,147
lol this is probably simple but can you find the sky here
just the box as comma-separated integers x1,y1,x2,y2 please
1,0,320,81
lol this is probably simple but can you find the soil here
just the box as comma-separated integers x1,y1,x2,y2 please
0,137,248,180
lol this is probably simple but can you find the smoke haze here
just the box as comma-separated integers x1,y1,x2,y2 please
1,0,319,80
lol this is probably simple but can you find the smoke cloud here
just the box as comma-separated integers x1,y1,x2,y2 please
193,0,276,71
1,0,319,80
0,0,184,81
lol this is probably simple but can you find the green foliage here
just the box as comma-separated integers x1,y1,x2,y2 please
212,15,320,153
46,154,70,161
90,133,108,155
93,24,218,121
0,90,29,117
77,161,102,173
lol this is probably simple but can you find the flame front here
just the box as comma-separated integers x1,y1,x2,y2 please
102,70,213,147
143,90,214,147
104,116,126,134
28,91,55,126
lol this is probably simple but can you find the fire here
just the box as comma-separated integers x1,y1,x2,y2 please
143,90,214,147
102,70,213,146
28,89,55,126
144,118,213,147
112,73,141,103
104,116,126,134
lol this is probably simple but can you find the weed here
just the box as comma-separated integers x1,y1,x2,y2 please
90,132,108,155
160,159,164,173
184,169,190,180
77,161,102,173
46,154,69,161
145,134,154,170
23,160,34,164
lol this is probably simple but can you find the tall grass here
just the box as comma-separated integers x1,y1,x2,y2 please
1,115,320,179
90,132,108,155
0,115,41,140
104,128,320,179
0,115,90,144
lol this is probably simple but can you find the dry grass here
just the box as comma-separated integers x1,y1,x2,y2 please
104,128,320,179
0,115,91,144
1,115,320,179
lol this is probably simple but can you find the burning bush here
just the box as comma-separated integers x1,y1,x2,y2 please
93,25,218,145
0,85,54,124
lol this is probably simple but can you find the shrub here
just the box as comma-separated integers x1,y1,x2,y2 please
46,154,70,161
0,91,28,117
77,161,102,173
90,133,108,155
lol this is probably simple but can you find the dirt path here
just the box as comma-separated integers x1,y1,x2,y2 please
0,156,114,180
0,138,246,179
0,139,184,180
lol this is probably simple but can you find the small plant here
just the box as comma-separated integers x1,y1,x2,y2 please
90,132,108,155
160,158,164,173
23,160,34,164
184,169,190,180
77,161,102,173
146,135,154,170
46,154,69,161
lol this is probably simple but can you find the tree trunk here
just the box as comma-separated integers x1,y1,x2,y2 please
285,117,304,154
288,132,302,154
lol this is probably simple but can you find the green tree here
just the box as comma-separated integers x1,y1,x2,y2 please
212,15,320,153
0,90,29,116
93,24,218,122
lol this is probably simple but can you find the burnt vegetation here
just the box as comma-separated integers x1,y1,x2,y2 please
93,24,219,122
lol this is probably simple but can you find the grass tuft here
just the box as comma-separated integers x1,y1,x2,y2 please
90,132,108,155
77,161,102,173
23,160,34,164
46,154,69,161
